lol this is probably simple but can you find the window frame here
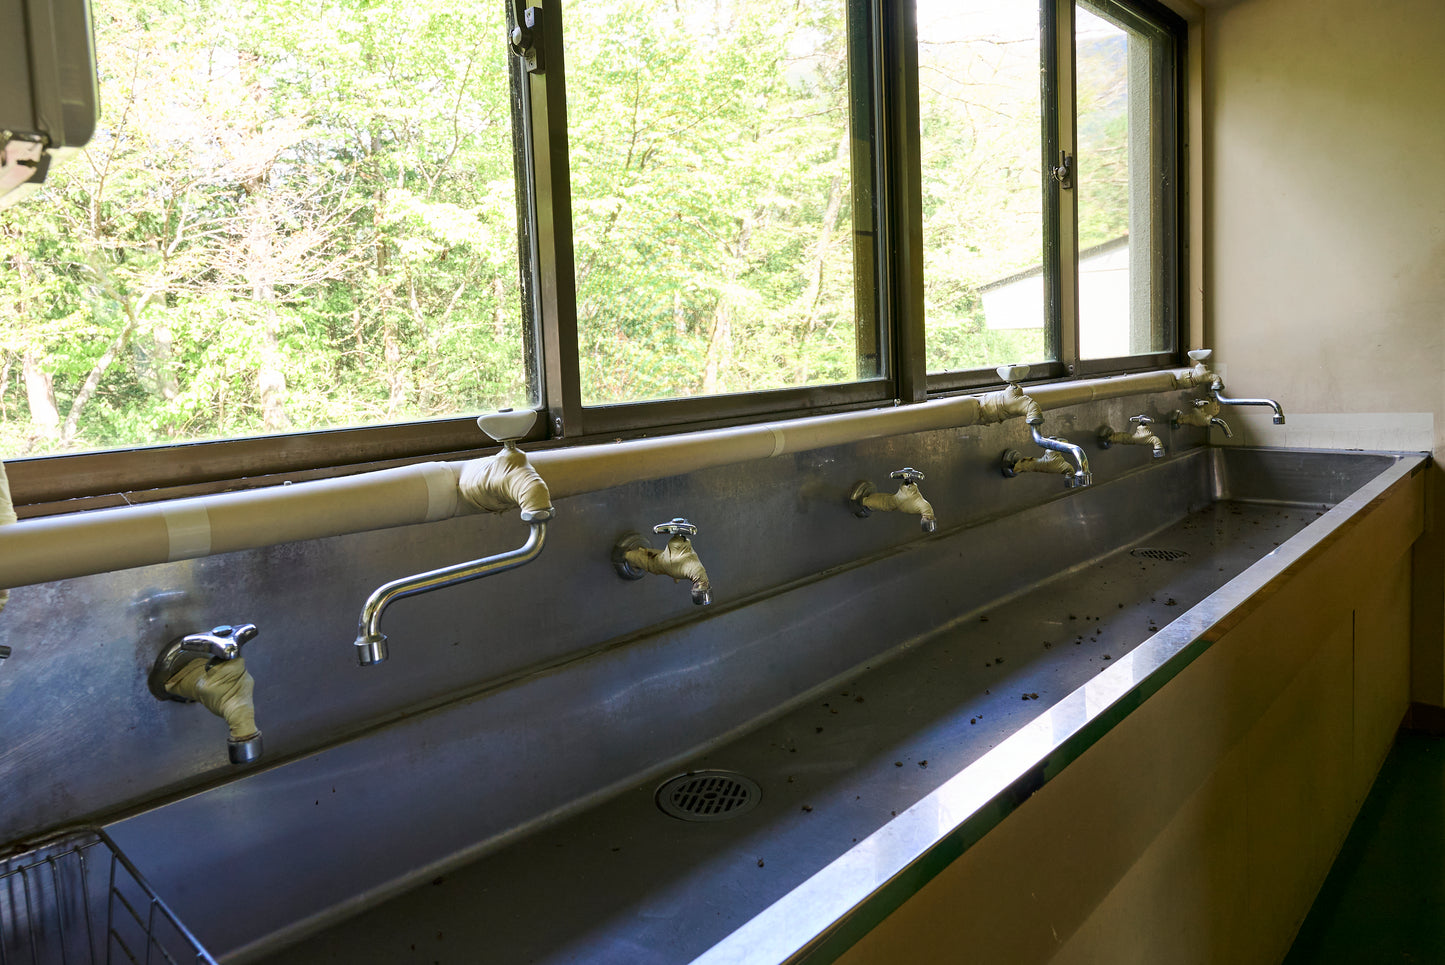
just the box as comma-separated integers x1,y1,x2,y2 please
919,0,1187,394
4,0,1188,514
517,0,903,442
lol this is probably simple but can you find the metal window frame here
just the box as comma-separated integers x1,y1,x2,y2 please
519,0,899,443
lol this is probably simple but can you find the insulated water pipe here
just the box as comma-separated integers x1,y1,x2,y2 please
0,460,12,665
0,364,1214,592
0,460,11,614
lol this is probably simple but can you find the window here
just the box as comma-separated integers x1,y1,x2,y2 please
521,0,889,439
564,1,877,407
1,0,1184,509
917,0,1182,388
1074,0,1178,362
916,0,1048,376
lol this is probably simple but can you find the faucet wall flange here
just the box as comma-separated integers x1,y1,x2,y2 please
612,532,653,580
1000,449,1025,478
848,481,876,518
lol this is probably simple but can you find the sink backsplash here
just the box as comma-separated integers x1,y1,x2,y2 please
0,391,1205,845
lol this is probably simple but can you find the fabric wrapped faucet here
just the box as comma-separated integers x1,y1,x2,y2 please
148,623,263,765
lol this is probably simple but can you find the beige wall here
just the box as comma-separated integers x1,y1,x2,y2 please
1205,0,1445,703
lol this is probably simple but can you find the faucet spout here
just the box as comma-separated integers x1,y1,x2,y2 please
354,409,555,666
1213,387,1286,424
355,520,548,666
1028,425,1092,487
1001,427,1092,488
1209,416,1234,439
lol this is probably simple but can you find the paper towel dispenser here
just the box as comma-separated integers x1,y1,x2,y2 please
1,0,98,207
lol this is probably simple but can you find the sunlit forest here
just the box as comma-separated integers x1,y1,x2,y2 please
0,0,1128,456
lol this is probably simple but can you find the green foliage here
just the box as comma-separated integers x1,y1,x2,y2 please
0,0,1133,456
1,0,528,454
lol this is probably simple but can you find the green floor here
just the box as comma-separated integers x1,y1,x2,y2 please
1284,732,1445,964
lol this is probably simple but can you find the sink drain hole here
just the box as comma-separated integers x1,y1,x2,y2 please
656,771,761,822
1130,547,1190,562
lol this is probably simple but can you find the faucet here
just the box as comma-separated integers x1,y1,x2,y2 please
1171,397,1233,438
1098,415,1166,458
1001,430,1094,487
988,365,1092,488
1212,383,1286,424
849,468,937,533
353,410,554,666
148,623,263,764
612,518,712,605
1172,349,1284,436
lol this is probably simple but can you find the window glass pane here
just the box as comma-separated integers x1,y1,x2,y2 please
1076,0,1171,359
565,1,873,406
0,0,532,458
918,0,1048,375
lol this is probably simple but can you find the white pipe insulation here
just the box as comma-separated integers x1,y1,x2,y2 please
0,460,14,614
0,367,1204,591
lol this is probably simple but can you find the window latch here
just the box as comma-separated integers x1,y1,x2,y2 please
509,1,545,74
1051,150,1073,190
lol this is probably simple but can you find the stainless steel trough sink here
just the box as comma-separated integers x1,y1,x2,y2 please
106,446,1425,965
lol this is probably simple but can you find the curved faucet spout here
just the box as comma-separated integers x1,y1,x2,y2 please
354,521,548,666
1029,425,1093,487
1213,388,1286,425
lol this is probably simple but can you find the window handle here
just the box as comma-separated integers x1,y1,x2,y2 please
508,0,545,74
1051,150,1073,189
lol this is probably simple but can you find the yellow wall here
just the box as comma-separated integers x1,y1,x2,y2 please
1204,0,1445,704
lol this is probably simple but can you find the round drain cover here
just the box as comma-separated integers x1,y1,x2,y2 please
656,771,761,822
1130,547,1189,562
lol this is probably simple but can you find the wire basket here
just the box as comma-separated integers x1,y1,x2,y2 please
0,829,216,965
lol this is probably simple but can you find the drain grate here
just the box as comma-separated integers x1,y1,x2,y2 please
656,771,761,822
1130,547,1190,562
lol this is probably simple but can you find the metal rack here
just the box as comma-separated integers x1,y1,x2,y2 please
1,829,216,964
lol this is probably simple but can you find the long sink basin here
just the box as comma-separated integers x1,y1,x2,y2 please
106,446,1425,964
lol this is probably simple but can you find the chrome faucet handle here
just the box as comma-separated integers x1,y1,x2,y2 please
1129,415,1153,427
889,468,925,484
653,518,698,539
996,364,1031,385
179,624,258,663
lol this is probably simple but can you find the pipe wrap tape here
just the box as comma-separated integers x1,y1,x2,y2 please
767,425,787,458
419,462,459,522
163,504,212,560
